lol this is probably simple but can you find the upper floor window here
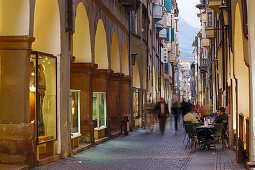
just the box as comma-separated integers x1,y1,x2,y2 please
208,12,213,27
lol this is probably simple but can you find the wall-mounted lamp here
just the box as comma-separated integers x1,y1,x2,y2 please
219,5,229,26
131,53,137,66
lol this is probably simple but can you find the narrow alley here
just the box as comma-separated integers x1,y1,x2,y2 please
1,0,255,169
34,117,244,170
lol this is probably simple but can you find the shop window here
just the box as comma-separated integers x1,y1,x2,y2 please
30,51,57,144
133,88,139,118
70,90,80,137
93,92,107,129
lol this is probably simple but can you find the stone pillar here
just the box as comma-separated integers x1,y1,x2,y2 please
93,69,112,139
120,76,131,129
0,36,36,168
109,73,123,137
70,63,97,145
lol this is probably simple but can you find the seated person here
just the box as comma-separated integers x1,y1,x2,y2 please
213,107,228,125
183,103,199,123
196,112,204,123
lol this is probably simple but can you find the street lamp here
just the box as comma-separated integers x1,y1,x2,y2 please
131,53,137,65
219,3,229,26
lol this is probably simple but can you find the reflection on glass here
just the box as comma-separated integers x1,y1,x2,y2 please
30,52,57,143
70,90,80,136
93,93,106,129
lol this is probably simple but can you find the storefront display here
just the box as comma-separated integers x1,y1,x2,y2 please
70,90,80,137
93,92,107,129
30,52,57,144
133,88,139,118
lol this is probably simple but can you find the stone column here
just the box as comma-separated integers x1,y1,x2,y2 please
0,36,36,168
70,63,98,145
120,76,131,129
109,73,124,137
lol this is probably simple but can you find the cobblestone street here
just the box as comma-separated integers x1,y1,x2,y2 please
35,116,245,170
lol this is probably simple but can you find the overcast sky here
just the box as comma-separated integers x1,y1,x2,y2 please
177,0,201,28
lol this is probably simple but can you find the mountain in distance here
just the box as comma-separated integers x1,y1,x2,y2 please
178,16,200,62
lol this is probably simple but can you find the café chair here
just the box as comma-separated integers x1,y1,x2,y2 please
183,121,191,143
185,123,198,152
211,123,223,148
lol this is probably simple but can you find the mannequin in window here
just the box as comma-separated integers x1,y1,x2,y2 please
38,64,46,136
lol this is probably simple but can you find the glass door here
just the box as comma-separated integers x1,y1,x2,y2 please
30,51,57,144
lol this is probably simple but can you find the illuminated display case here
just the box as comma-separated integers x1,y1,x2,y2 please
93,92,107,129
30,51,57,144
133,88,139,118
70,90,81,138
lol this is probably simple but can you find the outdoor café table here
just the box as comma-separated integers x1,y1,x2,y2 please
196,125,214,150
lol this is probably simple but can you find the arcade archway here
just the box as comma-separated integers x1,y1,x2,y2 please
110,32,120,72
95,19,108,69
73,2,91,63
121,41,129,75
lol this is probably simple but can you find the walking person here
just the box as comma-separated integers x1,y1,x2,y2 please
172,98,180,135
155,98,169,135
144,103,155,133
181,99,187,117
181,99,188,128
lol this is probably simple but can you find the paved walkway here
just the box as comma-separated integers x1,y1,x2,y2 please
35,116,245,170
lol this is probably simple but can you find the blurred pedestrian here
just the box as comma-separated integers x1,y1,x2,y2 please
155,98,169,135
144,103,155,133
172,98,180,135
181,99,187,117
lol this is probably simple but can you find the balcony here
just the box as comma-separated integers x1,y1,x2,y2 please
208,0,221,14
202,38,210,50
205,27,215,40
200,58,208,72
153,3,163,23
156,20,164,32
159,28,167,38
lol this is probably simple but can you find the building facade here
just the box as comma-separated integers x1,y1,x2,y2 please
0,0,178,168
195,0,255,167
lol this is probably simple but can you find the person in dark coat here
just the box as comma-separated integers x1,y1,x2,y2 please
155,98,169,135
172,98,180,134
181,99,188,117
214,107,228,134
